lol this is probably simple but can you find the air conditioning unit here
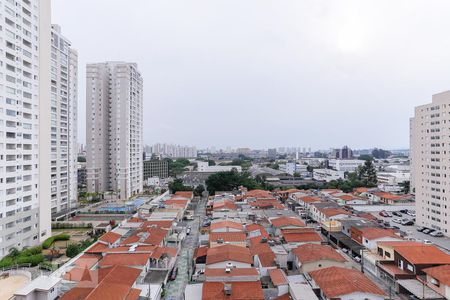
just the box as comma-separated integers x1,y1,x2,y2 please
225,267,231,273
224,284,232,295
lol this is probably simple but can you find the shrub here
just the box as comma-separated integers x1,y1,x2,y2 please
16,254,44,266
66,244,81,258
0,257,13,268
42,234,70,249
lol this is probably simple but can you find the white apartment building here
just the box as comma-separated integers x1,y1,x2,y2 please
0,0,52,257
197,161,242,172
86,62,143,200
50,24,78,215
148,143,197,158
411,91,450,236
328,159,365,172
313,169,345,182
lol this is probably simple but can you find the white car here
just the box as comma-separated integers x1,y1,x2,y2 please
392,218,402,224
423,240,433,245
407,211,416,217
430,231,444,237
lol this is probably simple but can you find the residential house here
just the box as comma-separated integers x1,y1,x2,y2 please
292,244,348,274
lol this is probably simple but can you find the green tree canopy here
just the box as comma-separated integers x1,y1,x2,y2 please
205,170,265,195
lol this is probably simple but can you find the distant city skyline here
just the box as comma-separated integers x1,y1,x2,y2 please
52,0,450,149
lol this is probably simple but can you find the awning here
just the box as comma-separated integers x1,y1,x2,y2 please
397,279,444,299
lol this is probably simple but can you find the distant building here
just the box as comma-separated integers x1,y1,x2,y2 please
77,162,87,188
331,146,353,159
197,161,242,172
411,91,450,236
147,143,197,158
268,148,277,158
313,169,345,182
328,159,364,172
143,159,169,180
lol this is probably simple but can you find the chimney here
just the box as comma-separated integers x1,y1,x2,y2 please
224,283,232,295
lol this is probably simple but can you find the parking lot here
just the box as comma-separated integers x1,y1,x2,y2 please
373,212,450,251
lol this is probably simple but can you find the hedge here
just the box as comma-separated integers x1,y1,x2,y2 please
42,234,70,249
16,254,44,266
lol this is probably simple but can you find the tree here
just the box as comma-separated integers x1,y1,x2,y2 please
372,148,391,159
168,179,193,193
306,165,314,173
293,172,301,178
194,185,205,197
205,170,264,195
358,154,373,161
357,159,377,186
208,160,216,166
399,181,410,194
66,243,81,258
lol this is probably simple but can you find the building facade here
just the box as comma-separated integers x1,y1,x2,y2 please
50,24,78,215
86,62,143,200
143,159,169,180
0,0,52,257
411,91,450,236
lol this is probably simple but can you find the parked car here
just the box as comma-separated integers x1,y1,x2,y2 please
430,231,444,237
416,226,426,232
406,211,416,217
170,267,178,281
422,228,435,234
423,240,433,245
402,220,414,226
392,211,403,217
379,211,390,217
399,209,409,214
186,227,191,235
383,221,390,227
392,218,402,224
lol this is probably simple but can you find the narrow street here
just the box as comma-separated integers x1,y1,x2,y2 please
165,196,206,300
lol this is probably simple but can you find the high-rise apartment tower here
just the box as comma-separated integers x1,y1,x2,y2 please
86,62,143,200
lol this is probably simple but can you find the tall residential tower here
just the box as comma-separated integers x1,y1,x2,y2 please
411,91,450,236
50,24,78,216
0,0,52,257
86,62,143,200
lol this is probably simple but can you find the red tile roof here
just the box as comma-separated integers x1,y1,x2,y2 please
283,231,322,243
194,246,209,259
293,244,346,264
209,232,246,243
309,266,386,298
210,221,244,231
85,242,108,254
202,281,264,300
393,244,450,265
249,239,276,267
213,200,237,211
268,269,288,286
319,208,350,217
142,220,173,229
246,224,269,238
359,227,399,240
98,231,122,244
270,216,305,228
244,189,273,199
423,265,450,286
206,244,253,265
73,254,101,269
98,253,151,267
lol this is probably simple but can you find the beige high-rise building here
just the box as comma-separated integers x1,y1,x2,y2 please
50,24,78,216
86,62,143,200
411,91,450,236
0,0,52,257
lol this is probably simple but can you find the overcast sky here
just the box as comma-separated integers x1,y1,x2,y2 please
52,0,450,150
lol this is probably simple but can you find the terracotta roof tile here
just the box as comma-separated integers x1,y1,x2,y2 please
209,232,246,243
268,269,288,286
270,216,305,228
202,281,264,300
98,231,122,244
423,265,450,286
206,245,252,265
283,232,322,243
293,244,346,264
309,266,385,298
98,253,151,267
359,227,399,240
210,221,244,231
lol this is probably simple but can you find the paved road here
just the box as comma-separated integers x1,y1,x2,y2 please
165,197,206,300
374,213,450,251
